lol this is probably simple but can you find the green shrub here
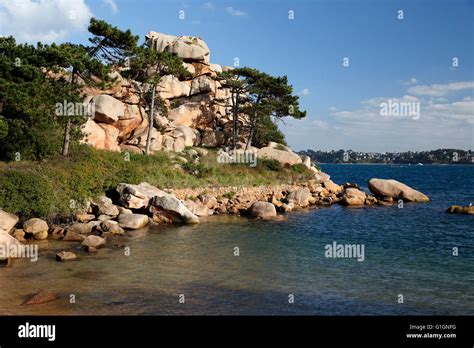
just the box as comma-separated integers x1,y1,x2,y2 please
222,191,236,199
259,158,283,171
0,170,55,219
0,144,315,219
290,163,308,174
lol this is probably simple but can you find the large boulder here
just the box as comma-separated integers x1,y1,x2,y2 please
146,32,210,63
114,104,144,140
323,180,343,194
257,145,302,166
287,187,311,207
210,63,223,74
249,201,277,218
100,220,125,234
81,119,121,152
168,102,202,128
92,94,125,124
340,188,367,206
190,75,215,95
91,196,119,217
118,213,149,230
127,127,163,153
68,223,93,235
184,200,213,217
63,230,85,242
156,75,191,99
81,235,106,249
23,218,49,240
116,182,166,209
368,178,429,202
0,233,22,260
0,210,18,234
301,155,312,169
267,142,292,152
314,171,331,183
172,126,200,147
201,128,225,147
162,135,185,152
151,195,199,224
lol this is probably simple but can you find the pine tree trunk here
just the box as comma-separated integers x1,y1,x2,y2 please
233,91,239,150
146,87,156,155
62,118,71,156
62,68,76,156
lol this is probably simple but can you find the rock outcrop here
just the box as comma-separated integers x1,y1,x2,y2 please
0,210,18,234
258,144,303,166
340,188,367,206
249,201,277,218
0,233,22,261
145,32,211,63
151,195,199,224
446,205,474,215
368,178,429,202
80,31,228,156
118,214,149,230
23,218,49,240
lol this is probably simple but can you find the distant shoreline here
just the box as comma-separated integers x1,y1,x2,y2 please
317,162,474,165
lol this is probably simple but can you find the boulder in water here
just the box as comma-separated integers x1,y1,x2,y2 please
249,201,277,218
368,178,429,202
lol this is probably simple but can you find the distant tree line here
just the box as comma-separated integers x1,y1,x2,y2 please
299,149,474,164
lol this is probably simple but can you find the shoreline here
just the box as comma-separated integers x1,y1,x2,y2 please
1,176,435,267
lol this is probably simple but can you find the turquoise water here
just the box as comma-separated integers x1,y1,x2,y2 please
0,164,472,315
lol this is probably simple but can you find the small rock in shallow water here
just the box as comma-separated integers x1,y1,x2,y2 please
56,251,77,262
100,221,124,235
63,230,86,242
81,235,106,250
24,290,58,305
118,213,150,229
446,205,474,215
249,201,277,218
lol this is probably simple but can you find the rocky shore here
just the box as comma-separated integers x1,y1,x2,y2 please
0,176,433,266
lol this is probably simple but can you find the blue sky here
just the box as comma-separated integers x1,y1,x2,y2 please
0,0,473,152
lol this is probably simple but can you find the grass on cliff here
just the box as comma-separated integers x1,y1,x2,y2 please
0,145,314,220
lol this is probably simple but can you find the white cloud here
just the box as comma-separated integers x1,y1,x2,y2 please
300,88,310,96
225,6,246,17
403,77,418,85
103,0,118,14
202,2,215,10
0,0,92,43
407,81,474,97
312,120,328,129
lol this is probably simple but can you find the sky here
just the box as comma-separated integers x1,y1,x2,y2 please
0,0,473,152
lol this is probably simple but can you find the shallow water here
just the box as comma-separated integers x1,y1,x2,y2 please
0,164,473,315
